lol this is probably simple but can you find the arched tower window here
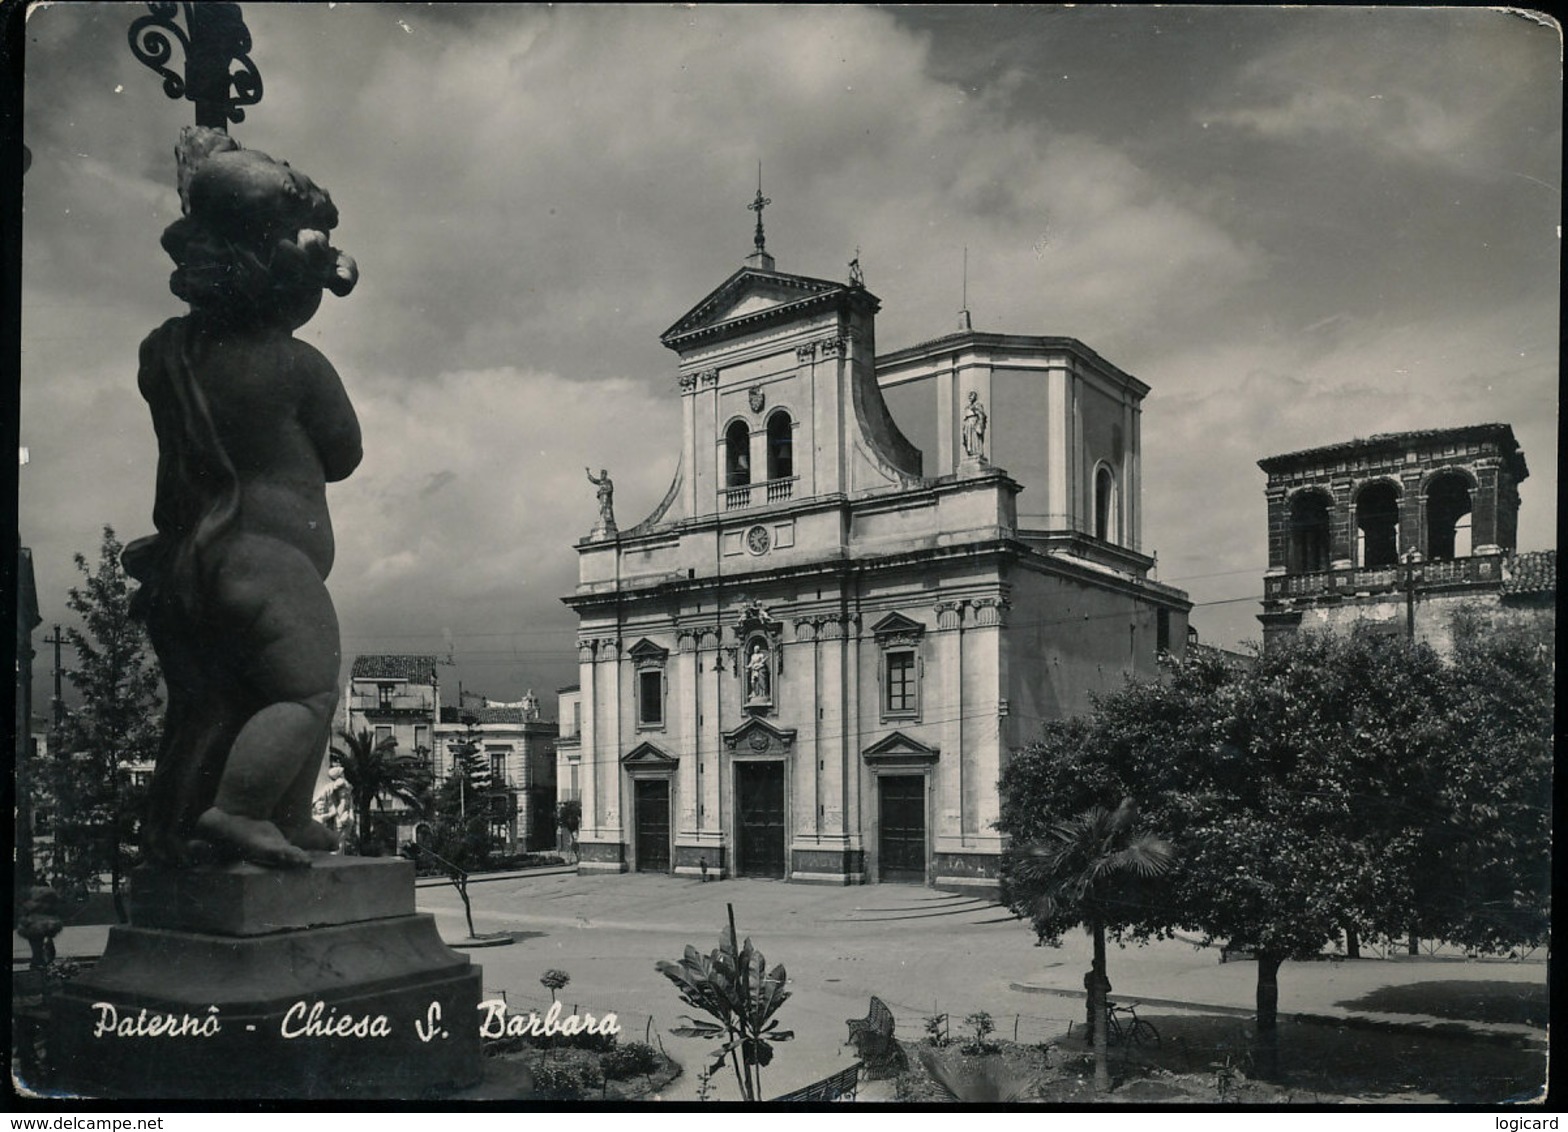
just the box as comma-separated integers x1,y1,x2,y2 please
1094,465,1118,542
766,410,793,481
1354,481,1400,568
725,419,751,488
1427,472,1473,561
1288,491,1332,573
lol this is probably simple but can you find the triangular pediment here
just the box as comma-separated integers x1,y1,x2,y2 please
721,715,798,752
870,612,925,638
862,730,939,764
627,638,669,663
622,742,677,768
661,268,855,348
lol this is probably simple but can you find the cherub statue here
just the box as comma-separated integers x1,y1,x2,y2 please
124,127,361,868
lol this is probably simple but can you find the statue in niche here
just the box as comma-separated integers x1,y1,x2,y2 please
961,389,988,460
586,466,617,534
123,127,361,869
746,639,771,702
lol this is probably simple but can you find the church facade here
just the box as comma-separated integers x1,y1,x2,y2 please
563,235,1190,890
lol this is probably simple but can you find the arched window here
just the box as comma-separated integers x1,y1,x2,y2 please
1094,465,1118,542
766,410,793,481
1289,491,1332,573
1427,472,1472,561
725,419,751,488
1354,481,1400,568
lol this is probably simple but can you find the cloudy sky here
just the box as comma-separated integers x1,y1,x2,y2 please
19,4,1561,713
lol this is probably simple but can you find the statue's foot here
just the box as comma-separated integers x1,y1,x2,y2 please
283,819,340,852
194,808,311,868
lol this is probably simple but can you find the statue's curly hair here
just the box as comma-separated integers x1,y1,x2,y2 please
160,134,356,329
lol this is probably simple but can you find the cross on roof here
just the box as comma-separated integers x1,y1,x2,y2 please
747,163,771,255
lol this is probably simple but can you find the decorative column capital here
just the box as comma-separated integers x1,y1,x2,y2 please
933,600,965,630
817,615,843,641
792,617,818,642
969,598,1010,627
676,628,699,653
577,639,597,662
678,373,698,391
818,337,846,358
795,342,817,363
698,368,720,387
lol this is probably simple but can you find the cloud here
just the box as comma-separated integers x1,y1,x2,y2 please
1200,12,1561,169
18,5,1558,701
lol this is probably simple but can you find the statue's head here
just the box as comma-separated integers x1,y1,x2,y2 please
160,127,358,330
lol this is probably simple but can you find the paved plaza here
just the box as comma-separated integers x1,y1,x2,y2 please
21,866,1547,1102
409,868,1546,1101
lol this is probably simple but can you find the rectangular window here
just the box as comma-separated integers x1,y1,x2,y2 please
885,651,917,715
1157,609,1171,654
374,725,393,748
489,750,507,783
638,669,664,727
378,683,395,708
569,762,580,798
571,700,582,737
414,724,430,753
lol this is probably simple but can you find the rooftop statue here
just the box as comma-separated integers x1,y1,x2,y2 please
124,127,361,868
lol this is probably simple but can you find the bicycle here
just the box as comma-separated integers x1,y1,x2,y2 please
1106,1001,1160,1048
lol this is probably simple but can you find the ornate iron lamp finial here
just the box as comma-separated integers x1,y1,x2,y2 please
128,2,263,130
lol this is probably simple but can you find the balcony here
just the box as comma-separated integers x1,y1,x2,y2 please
1264,553,1505,602
350,692,435,716
721,476,796,511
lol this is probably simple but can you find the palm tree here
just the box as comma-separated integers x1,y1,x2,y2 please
331,728,431,856
1009,798,1173,1094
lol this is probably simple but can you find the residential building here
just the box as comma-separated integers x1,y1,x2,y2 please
562,225,1190,891
1257,424,1555,654
436,692,559,852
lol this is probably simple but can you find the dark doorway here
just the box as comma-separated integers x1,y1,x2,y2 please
878,775,927,883
634,779,670,873
735,762,786,878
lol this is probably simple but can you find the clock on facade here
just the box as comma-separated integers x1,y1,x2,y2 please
745,525,771,555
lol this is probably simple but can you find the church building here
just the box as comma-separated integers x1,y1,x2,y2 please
563,209,1190,890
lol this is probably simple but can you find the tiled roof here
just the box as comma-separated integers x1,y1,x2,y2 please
1500,550,1556,596
440,705,527,725
1258,424,1526,480
351,654,439,681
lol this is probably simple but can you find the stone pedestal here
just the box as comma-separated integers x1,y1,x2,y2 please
49,856,483,1100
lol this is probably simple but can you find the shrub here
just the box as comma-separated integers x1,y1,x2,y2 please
532,1057,604,1100
601,1041,661,1079
960,1011,997,1055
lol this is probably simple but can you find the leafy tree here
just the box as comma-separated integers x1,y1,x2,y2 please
45,527,161,913
1001,798,1173,1092
330,728,431,856
540,968,571,1002
657,906,794,1102
1408,615,1553,952
557,798,582,856
426,716,499,868
1000,628,1545,1080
